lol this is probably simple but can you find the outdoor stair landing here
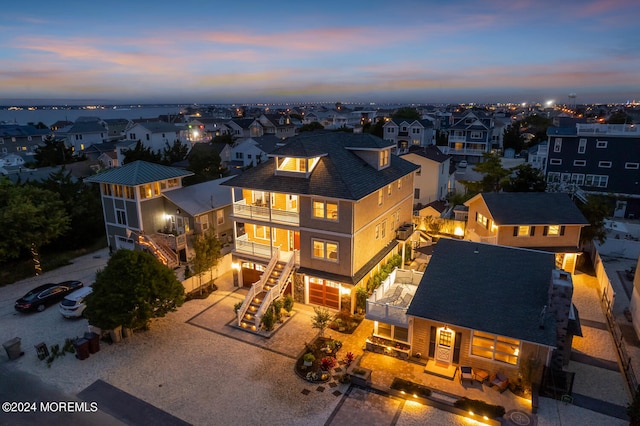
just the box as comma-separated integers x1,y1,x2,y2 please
424,360,457,381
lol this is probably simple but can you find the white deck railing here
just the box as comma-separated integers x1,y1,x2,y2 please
365,268,422,327
255,250,297,327
232,199,299,225
235,235,274,258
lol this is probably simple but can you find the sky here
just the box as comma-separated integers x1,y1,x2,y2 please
1,0,639,106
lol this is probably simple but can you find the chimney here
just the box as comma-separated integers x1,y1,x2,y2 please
548,269,574,369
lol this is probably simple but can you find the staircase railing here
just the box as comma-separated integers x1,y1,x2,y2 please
236,247,280,326
255,250,297,328
138,234,179,267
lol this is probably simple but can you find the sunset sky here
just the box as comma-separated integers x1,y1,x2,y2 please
1,0,639,105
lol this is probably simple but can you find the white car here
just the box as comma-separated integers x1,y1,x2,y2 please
59,286,93,318
458,160,468,168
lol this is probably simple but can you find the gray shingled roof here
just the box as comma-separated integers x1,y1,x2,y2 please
85,160,192,185
403,145,450,163
162,176,239,216
222,132,418,200
136,122,180,133
475,192,589,225
406,239,557,347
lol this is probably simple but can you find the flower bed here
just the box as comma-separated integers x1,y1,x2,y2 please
295,336,342,382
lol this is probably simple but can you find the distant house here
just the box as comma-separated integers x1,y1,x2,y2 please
464,192,589,274
0,124,51,158
219,135,285,169
59,117,109,152
126,121,185,154
256,114,296,139
383,118,436,154
225,118,262,139
441,110,494,163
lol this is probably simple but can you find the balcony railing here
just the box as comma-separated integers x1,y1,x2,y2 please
235,234,276,258
365,268,422,327
232,199,299,225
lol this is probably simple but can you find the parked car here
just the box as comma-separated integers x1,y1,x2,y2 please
458,160,468,168
15,281,84,313
59,286,93,319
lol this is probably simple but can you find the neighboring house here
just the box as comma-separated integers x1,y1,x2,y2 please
226,118,263,139
528,141,548,174
97,151,118,169
383,118,436,154
59,117,109,153
219,135,285,169
464,192,589,274
401,145,452,207
546,123,640,219
417,200,447,219
257,114,296,139
103,118,133,142
0,124,51,157
222,132,419,330
403,238,581,388
85,161,194,268
441,110,494,163
126,122,186,154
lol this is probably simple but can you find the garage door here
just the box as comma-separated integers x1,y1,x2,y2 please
308,280,340,309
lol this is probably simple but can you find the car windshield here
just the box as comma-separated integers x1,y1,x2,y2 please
60,299,77,307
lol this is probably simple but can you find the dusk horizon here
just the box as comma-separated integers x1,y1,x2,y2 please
1,0,639,106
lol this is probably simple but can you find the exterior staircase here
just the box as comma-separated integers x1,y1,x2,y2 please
237,249,297,331
138,234,180,269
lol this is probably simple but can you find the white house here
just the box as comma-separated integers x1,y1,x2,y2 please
400,145,452,207
126,122,186,154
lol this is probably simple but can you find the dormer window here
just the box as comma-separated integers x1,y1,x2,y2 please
379,149,390,168
275,155,321,177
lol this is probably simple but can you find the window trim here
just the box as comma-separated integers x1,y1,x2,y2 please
573,160,586,167
311,238,339,262
578,138,586,154
598,161,612,168
549,159,562,165
470,330,520,366
626,162,640,169
596,140,608,148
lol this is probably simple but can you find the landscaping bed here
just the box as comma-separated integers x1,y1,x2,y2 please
295,336,343,382
327,310,364,334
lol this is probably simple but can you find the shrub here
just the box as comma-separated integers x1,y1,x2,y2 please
303,353,316,363
233,301,243,314
345,351,355,365
272,299,283,322
261,305,276,331
283,294,294,314
454,397,506,419
356,287,368,312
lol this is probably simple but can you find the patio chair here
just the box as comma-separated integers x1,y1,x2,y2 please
459,366,474,385
490,372,509,392
399,293,413,308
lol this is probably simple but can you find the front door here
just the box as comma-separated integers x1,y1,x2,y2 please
435,327,454,365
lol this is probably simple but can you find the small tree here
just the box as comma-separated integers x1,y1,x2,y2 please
311,307,332,337
356,287,368,313
84,250,185,330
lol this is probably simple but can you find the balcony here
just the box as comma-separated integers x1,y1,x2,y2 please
232,199,299,226
234,234,276,259
366,268,422,327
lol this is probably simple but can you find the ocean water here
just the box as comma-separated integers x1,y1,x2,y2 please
0,106,186,126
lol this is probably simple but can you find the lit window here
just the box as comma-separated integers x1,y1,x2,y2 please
387,184,392,196
379,149,389,167
313,240,324,258
312,239,338,262
378,190,383,206
547,225,560,236
517,226,530,237
397,179,402,190
313,200,338,220
381,220,387,238
216,210,224,225
476,212,488,229
471,331,520,365
255,225,270,239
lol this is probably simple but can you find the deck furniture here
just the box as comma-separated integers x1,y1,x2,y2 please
474,369,489,384
459,366,474,385
490,372,509,392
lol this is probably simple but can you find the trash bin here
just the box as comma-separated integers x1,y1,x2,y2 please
84,332,100,354
74,338,90,360
3,337,23,360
